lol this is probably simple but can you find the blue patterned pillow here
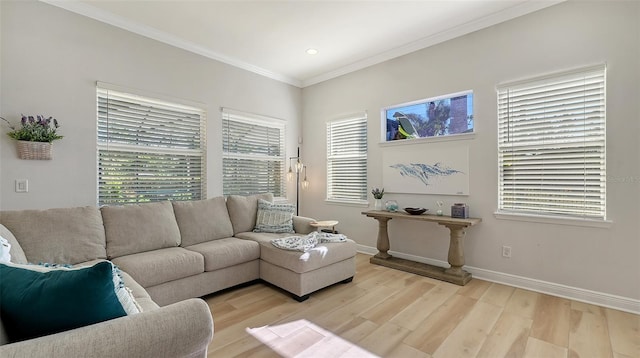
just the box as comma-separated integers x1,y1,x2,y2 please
0,261,134,342
253,199,295,233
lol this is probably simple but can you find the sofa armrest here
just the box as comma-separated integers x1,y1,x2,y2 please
293,216,316,234
0,298,213,358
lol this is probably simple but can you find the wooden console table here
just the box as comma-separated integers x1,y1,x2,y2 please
362,210,481,285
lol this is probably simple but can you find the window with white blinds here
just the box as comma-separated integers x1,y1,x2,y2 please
497,65,606,220
97,86,206,205
327,114,368,203
222,108,285,197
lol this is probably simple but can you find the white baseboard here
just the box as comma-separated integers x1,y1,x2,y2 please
356,244,640,314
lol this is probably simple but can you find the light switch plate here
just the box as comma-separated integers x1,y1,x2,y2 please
15,179,28,193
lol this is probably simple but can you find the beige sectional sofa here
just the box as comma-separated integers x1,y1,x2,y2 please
0,193,357,357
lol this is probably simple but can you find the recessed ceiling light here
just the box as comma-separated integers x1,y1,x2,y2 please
306,48,319,55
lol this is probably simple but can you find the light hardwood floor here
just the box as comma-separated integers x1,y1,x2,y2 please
205,253,639,358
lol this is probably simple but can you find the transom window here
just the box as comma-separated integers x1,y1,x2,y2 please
497,65,606,220
326,113,368,204
222,108,285,198
97,84,206,205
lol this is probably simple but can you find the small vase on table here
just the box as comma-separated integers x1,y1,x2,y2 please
371,188,385,211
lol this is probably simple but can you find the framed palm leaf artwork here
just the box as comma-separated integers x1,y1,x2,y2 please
382,145,469,195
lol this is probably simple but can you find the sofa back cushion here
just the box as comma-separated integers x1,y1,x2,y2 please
0,224,27,264
101,201,181,259
0,207,106,264
172,196,234,246
226,193,273,234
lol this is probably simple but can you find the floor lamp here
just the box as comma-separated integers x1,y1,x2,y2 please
288,147,308,215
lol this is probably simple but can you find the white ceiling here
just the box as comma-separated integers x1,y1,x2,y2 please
44,0,563,87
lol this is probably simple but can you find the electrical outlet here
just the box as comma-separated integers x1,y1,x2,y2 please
502,245,512,258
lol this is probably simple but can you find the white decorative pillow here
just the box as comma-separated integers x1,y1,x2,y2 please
253,199,295,233
0,236,11,263
109,264,143,315
0,224,27,264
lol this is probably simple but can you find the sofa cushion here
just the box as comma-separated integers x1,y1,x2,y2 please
259,239,358,274
254,199,295,233
173,196,234,246
0,224,27,264
0,207,106,264
234,231,294,244
0,261,130,342
102,201,181,259
185,238,260,272
111,247,204,288
119,271,159,312
236,231,358,273
226,193,273,234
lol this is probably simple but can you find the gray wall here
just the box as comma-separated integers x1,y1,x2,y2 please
1,1,638,306
301,1,640,302
0,1,302,210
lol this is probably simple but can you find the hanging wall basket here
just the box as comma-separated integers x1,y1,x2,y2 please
16,140,52,160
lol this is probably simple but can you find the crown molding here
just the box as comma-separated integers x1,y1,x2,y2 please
41,0,563,89
301,0,565,87
39,0,303,87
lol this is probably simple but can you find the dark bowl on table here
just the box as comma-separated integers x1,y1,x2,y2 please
404,207,427,215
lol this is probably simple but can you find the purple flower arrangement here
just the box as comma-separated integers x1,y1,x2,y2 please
2,115,63,142
371,187,385,199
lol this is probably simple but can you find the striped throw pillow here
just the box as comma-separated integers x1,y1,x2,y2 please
253,199,295,233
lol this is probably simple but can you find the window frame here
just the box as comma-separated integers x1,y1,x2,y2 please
96,83,206,206
381,90,474,144
326,113,369,205
221,108,286,199
495,65,608,225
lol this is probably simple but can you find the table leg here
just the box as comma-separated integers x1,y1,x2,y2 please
373,217,392,259
367,215,473,285
440,223,468,277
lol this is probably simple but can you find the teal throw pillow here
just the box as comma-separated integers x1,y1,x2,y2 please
0,261,129,342
253,199,295,233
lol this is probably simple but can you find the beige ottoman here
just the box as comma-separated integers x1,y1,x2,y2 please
236,232,357,301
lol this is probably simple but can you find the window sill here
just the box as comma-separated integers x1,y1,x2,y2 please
494,211,612,229
325,198,370,207
379,132,475,147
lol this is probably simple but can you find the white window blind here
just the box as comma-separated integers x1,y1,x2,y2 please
327,114,368,203
222,108,285,197
97,86,206,205
497,65,606,219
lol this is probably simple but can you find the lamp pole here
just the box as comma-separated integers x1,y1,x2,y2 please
295,147,300,216
288,146,306,216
